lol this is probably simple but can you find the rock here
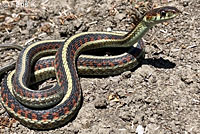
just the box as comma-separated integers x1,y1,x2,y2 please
117,90,126,98
121,71,132,79
136,125,144,134
119,111,131,121
73,19,83,29
94,98,107,109
145,124,164,134
115,13,126,20
183,1,189,7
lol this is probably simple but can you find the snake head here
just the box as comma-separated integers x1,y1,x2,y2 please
143,6,181,26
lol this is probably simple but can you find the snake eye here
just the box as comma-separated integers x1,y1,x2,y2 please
161,10,166,18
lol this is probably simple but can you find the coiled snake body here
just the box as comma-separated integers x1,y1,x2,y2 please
0,6,180,129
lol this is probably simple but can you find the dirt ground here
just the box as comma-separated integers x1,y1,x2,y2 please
0,0,199,134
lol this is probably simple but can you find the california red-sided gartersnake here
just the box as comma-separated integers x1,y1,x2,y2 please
0,6,180,129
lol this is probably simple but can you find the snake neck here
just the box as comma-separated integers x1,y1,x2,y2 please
74,21,151,53
122,21,150,47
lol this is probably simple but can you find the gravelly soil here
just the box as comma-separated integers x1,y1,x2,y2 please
0,0,199,134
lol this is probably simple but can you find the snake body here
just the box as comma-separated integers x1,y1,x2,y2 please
0,6,180,129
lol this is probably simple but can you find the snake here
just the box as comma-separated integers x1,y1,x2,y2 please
0,6,180,130
1,39,145,109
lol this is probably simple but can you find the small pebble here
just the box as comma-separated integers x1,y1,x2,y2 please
106,27,112,32
136,125,144,134
117,90,126,98
121,71,132,79
183,1,189,7
119,112,131,121
94,98,107,109
115,13,126,20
